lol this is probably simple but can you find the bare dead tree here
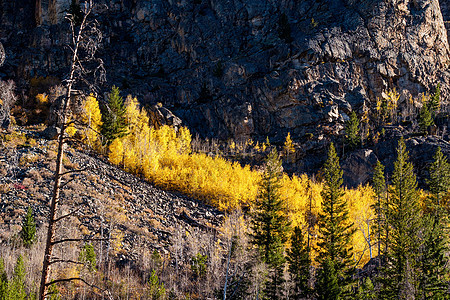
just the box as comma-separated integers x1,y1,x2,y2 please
0,79,17,130
38,1,106,299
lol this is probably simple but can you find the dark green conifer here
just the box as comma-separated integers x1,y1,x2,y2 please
371,160,387,257
371,160,391,298
316,143,356,300
427,147,450,197
418,103,433,135
286,226,312,299
8,255,26,300
429,83,441,117
316,258,339,300
345,111,360,150
384,138,421,299
101,86,128,144
418,147,449,299
357,277,376,300
250,148,291,299
0,258,7,300
21,207,36,247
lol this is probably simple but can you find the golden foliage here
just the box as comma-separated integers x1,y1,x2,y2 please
344,185,376,264
80,94,103,150
109,138,124,166
72,93,385,267
105,99,260,211
36,93,49,105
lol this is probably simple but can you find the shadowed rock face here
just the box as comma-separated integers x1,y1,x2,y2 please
0,0,449,141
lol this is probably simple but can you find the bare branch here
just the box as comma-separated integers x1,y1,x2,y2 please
51,237,111,246
54,207,82,223
49,259,85,266
59,177,78,189
60,167,89,177
46,277,94,288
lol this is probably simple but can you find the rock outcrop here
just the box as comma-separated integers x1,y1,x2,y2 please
0,0,449,142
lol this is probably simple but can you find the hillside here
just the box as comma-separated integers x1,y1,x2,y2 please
0,126,225,298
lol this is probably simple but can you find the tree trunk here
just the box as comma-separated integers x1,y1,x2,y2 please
38,11,85,299
38,78,74,300
35,0,42,26
49,0,57,24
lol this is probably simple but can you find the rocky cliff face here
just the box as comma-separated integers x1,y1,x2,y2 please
0,0,449,143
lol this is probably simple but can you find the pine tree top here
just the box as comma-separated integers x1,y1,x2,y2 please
317,142,355,278
427,147,450,196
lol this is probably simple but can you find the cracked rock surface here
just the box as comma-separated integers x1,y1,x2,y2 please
0,0,449,142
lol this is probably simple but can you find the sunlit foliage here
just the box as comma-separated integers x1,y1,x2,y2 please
79,94,103,150
72,93,412,267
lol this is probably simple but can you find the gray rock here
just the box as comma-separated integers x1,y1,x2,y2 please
41,126,61,140
0,0,449,142
342,149,378,188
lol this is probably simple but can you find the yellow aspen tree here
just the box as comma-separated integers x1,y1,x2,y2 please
124,95,140,135
284,132,295,162
65,116,77,137
177,126,192,154
81,94,102,149
344,185,376,265
109,138,124,166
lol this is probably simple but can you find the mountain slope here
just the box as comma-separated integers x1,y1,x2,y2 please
0,0,449,142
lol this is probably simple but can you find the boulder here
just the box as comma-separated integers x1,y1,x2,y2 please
342,149,378,188
41,126,61,140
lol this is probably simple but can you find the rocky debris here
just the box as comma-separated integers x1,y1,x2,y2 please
1,0,449,144
0,128,224,260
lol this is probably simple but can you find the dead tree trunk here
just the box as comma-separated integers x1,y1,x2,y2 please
35,0,42,26
38,1,101,298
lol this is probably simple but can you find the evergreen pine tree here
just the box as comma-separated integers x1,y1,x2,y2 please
418,147,449,299
316,258,340,300
345,111,360,150
316,143,356,300
371,160,387,258
418,102,434,136
250,148,291,299
370,160,392,299
428,83,441,118
101,86,128,144
0,258,7,300
384,138,421,299
8,255,27,300
286,226,312,299
21,207,36,247
357,277,376,300
427,147,450,197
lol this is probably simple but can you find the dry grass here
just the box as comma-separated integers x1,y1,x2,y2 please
0,228,46,295
0,183,11,194
26,169,44,183
22,177,34,187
